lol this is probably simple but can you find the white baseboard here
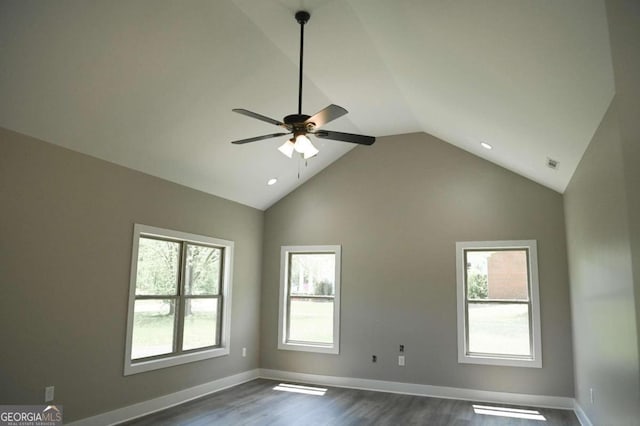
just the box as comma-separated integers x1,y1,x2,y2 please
67,367,582,425
66,369,260,426
259,368,575,410
573,400,594,426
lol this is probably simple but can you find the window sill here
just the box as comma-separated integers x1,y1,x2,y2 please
458,353,541,368
124,346,229,376
278,341,339,355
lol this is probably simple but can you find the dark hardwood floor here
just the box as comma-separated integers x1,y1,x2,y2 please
123,378,580,425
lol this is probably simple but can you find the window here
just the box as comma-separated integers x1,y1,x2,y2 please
456,240,542,368
278,245,341,354
124,224,233,375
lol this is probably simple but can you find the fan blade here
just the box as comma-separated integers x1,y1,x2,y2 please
231,133,290,144
313,130,375,145
232,109,285,127
305,104,348,128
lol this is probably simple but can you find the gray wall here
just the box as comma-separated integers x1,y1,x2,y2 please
564,100,640,425
606,0,640,365
563,1,640,424
261,132,575,397
0,127,263,422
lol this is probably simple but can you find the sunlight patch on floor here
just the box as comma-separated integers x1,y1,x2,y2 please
273,383,327,396
472,404,547,421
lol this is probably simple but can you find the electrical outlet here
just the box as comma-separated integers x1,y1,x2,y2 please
242,347,247,357
398,355,405,366
372,355,377,363
399,344,404,353
45,386,54,402
590,388,594,404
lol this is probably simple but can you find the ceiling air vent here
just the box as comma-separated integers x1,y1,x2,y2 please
547,158,559,170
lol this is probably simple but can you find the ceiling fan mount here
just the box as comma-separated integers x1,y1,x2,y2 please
230,10,375,159
295,10,310,25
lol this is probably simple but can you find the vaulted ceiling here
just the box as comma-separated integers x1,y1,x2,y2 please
0,0,614,209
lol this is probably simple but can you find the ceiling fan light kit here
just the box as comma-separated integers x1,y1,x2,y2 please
278,140,296,158
231,10,375,159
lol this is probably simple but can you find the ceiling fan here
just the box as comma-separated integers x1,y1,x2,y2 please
231,10,375,159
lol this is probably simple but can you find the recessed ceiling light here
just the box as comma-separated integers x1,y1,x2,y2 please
267,178,278,186
480,142,493,150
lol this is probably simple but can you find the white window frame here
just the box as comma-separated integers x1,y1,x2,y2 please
456,240,542,368
278,245,341,354
124,224,234,375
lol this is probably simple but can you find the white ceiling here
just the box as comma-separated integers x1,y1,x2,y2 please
0,0,614,210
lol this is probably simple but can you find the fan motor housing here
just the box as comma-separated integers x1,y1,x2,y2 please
283,114,310,124
284,114,313,133
284,114,310,125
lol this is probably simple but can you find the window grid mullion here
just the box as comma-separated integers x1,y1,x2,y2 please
216,295,223,346
526,247,534,359
289,295,335,301
134,294,179,300
285,253,293,343
466,299,530,304
464,250,470,356
216,248,224,345
174,241,187,354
